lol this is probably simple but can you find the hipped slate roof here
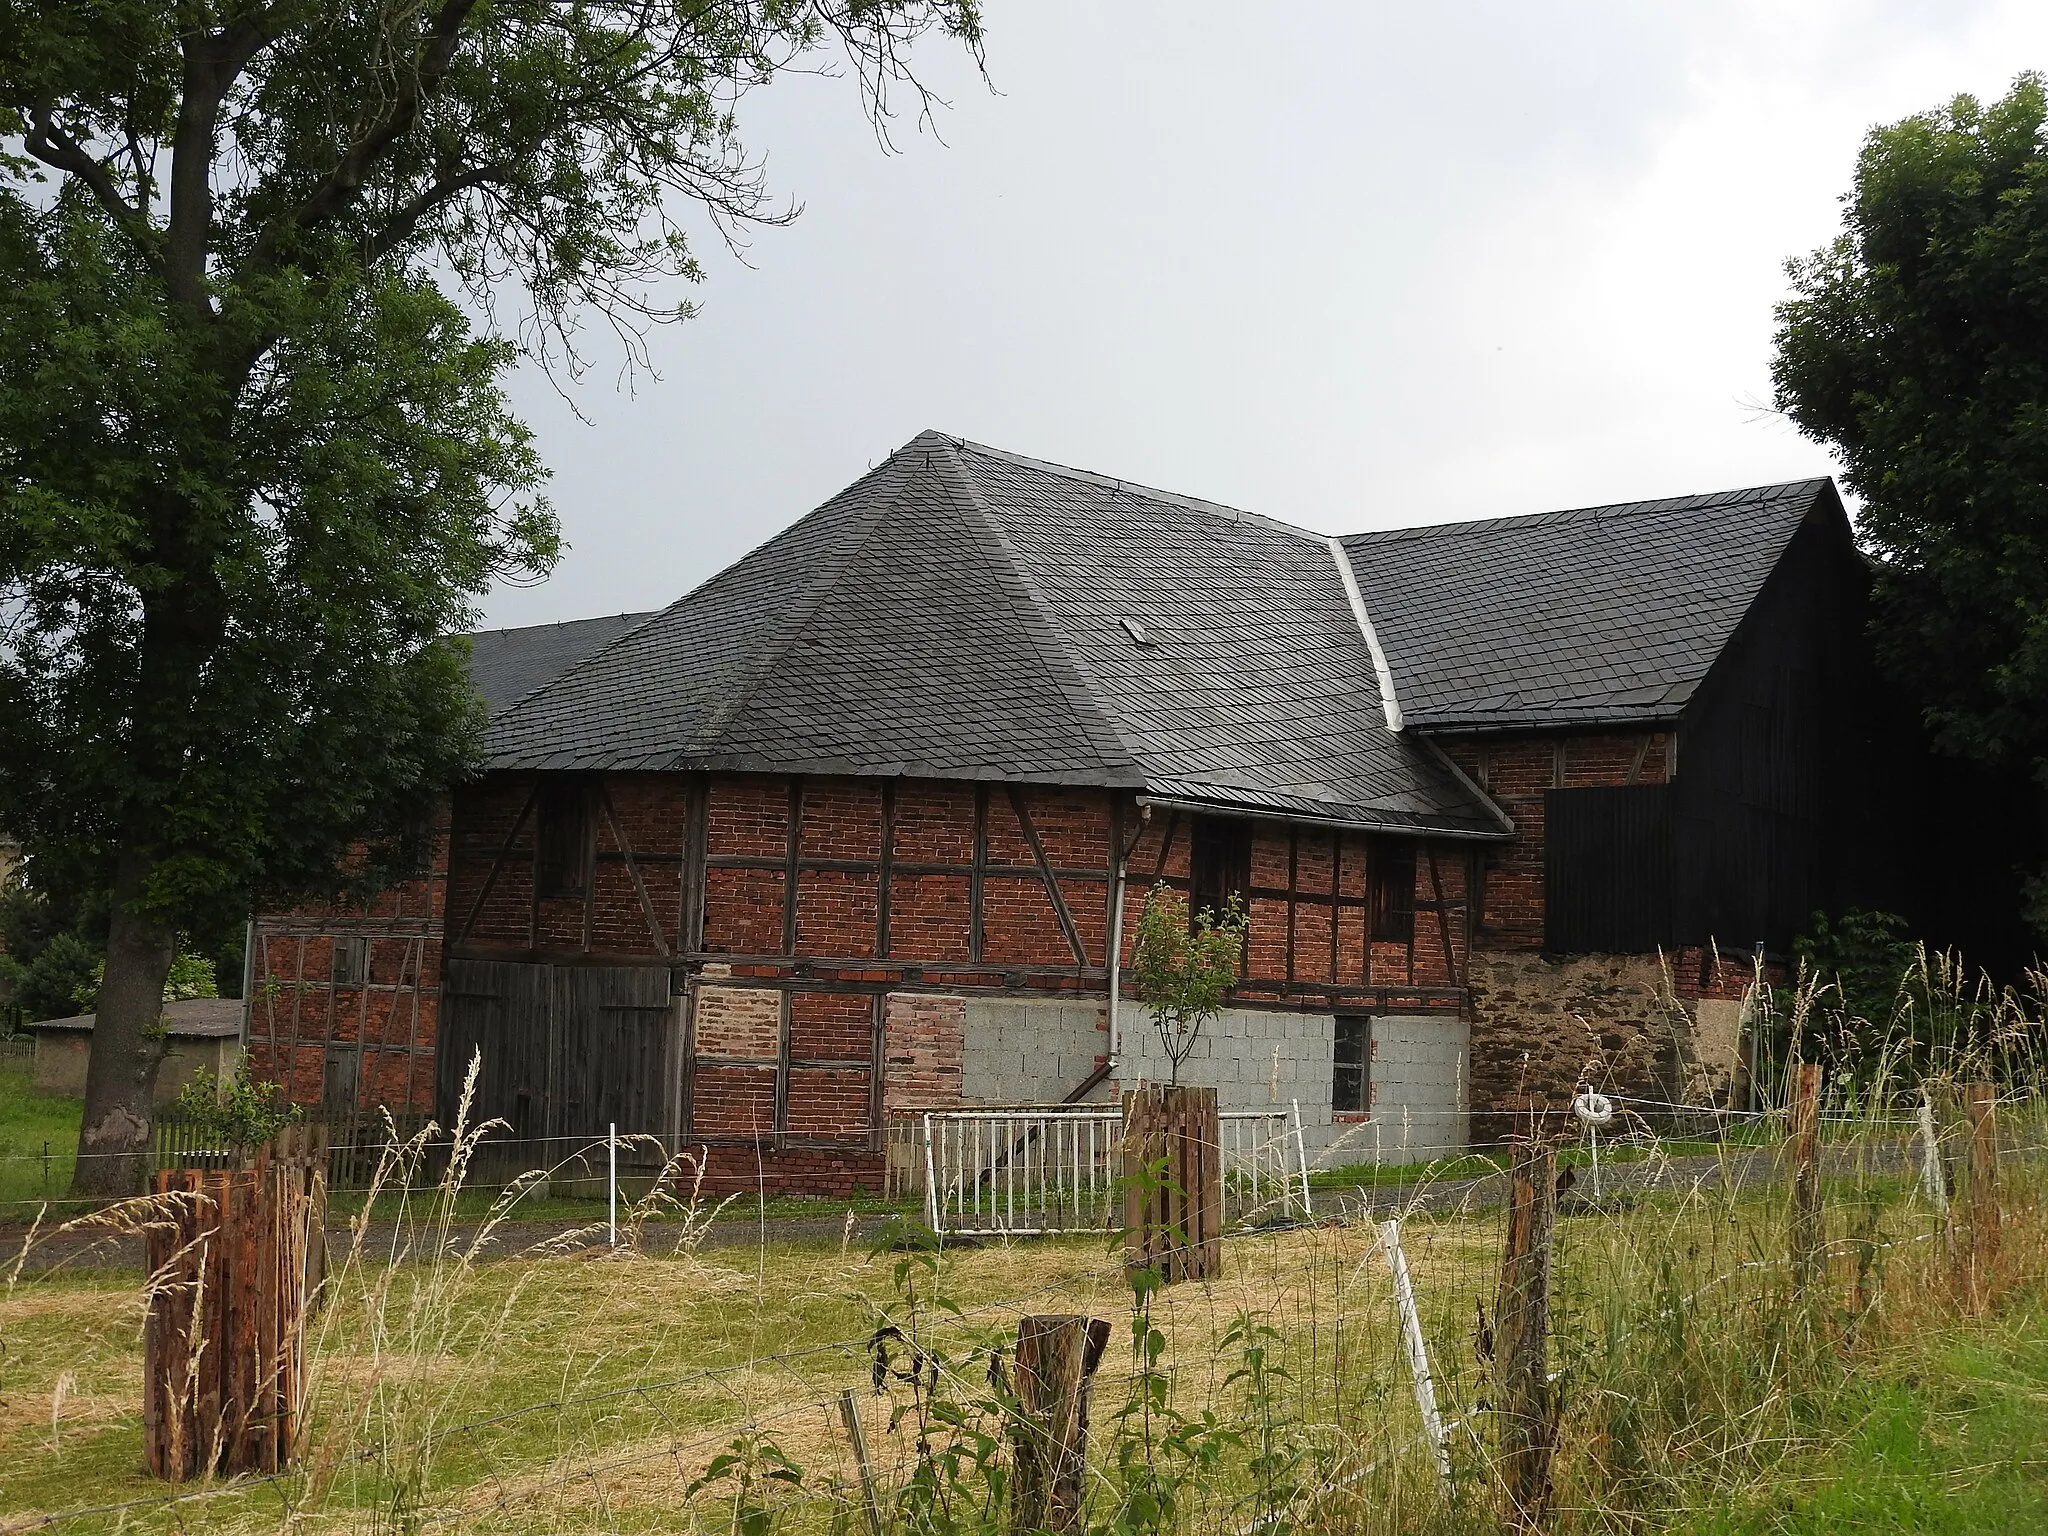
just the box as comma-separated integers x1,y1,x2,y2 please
487,433,1509,837
1340,480,1836,730
487,434,1838,837
466,611,658,715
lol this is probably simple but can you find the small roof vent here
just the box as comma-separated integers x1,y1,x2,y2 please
1118,616,1155,647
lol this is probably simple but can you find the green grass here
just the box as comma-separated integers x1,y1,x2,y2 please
1671,1322,2048,1533
0,1057,83,1214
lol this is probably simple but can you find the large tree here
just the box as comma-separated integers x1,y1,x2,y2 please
1773,73,2048,930
0,0,980,1193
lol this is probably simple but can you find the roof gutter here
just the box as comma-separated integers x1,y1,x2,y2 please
1327,537,1403,732
1133,794,1513,842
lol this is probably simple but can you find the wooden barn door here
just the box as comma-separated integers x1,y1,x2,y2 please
549,965,675,1165
438,959,678,1166
438,958,553,1138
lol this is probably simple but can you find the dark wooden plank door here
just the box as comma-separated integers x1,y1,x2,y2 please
437,958,552,1139
549,965,675,1161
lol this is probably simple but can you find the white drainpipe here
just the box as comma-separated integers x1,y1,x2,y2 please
1107,850,1129,1064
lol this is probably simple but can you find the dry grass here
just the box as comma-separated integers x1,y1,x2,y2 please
5,965,2048,1534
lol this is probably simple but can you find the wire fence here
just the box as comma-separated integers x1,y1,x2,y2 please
7,1081,2045,1535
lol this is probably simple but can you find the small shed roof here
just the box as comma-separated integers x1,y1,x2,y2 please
26,997,245,1039
465,611,658,716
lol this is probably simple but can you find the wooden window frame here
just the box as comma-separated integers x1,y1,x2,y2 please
330,934,370,987
1368,839,1416,945
1332,1013,1369,1114
535,779,594,900
1189,815,1252,925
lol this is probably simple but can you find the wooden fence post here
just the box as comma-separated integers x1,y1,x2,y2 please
837,1389,887,1536
1121,1085,1222,1282
1495,1142,1557,1532
1789,1062,1822,1289
1008,1315,1112,1535
143,1138,320,1480
1960,1083,2000,1314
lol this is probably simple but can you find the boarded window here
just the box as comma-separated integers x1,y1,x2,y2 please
536,780,592,899
1189,815,1252,923
1544,783,1674,953
1332,1014,1369,1112
331,935,370,986
1369,840,1416,944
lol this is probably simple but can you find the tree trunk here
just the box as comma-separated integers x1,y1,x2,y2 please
73,854,179,1195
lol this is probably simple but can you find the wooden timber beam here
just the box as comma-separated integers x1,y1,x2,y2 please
1008,787,1089,968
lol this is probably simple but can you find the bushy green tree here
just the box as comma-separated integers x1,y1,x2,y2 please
1772,74,2048,929
1,0,980,1192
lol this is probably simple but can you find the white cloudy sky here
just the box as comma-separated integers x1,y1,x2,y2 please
479,0,2048,629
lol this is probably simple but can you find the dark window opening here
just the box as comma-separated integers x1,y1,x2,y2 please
331,935,370,986
1189,815,1252,924
536,780,593,899
1333,1015,1369,1112
1369,840,1416,944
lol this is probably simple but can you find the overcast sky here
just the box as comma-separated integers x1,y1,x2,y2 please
479,0,2048,630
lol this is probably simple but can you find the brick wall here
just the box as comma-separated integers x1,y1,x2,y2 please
883,992,965,1110
246,818,448,1113
1442,730,1672,951
254,772,1484,1191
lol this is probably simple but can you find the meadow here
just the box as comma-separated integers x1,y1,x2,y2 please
4,956,2048,1534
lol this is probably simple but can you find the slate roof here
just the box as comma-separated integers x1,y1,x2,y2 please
487,433,1510,837
1340,480,1836,730
466,612,657,715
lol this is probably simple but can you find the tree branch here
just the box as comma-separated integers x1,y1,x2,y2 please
364,160,513,265
18,107,162,268
165,6,291,316
243,0,482,277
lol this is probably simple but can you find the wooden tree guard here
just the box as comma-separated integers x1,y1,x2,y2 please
1495,1143,1557,1532
1121,1085,1222,1282
143,1139,324,1480
1789,1062,1823,1288
1959,1082,2001,1313
1008,1315,1112,1534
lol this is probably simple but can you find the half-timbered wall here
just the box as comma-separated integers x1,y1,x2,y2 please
253,771,1478,1191
246,826,447,1115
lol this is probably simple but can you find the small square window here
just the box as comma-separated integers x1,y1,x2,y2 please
1369,840,1416,944
536,780,593,899
1333,1015,1369,1113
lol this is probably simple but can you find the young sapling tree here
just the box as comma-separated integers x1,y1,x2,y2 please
1128,887,1247,1086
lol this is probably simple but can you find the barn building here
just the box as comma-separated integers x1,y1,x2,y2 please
247,431,1906,1190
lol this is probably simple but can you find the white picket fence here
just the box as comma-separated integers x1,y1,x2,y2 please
908,1102,1314,1237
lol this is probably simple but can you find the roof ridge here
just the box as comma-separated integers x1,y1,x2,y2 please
940,432,1329,546
682,449,918,761
930,439,1147,781
1342,477,1833,547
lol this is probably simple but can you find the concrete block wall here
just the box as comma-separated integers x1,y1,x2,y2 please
960,998,1109,1104
1352,1015,1469,1166
1115,1006,1340,1149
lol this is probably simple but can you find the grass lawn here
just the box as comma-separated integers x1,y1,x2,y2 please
4,1145,2045,1534
0,1057,83,1215
1675,1320,2048,1534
